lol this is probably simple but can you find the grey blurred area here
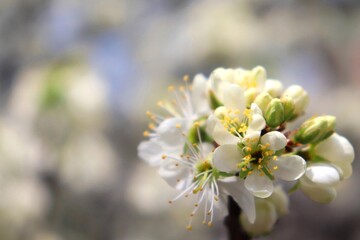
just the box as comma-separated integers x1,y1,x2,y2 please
0,0,360,240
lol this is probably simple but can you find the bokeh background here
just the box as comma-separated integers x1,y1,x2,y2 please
0,0,360,239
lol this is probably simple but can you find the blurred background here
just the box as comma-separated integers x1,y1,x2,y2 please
0,0,360,239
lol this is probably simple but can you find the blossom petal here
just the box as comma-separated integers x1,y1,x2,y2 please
213,144,243,172
245,171,274,198
209,68,232,101
300,176,337,203
248,113,266,132
265,79,283,97
305,163,341,187
207,115,239,145
137,141,163,166
250,103,263,115
223,84,245,112
335,162,353,179
261,131,287,151
156,118,187,148
219,177,256,224
240,200,277,237
192,74,210,115
272,155,306,181
158,161,191,190
315,133,354,164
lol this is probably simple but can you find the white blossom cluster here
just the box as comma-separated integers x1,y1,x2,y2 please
138,66,355,236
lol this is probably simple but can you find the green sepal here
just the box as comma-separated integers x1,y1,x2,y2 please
209,90,223,110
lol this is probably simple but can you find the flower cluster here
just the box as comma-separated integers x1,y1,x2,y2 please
138,66,355,235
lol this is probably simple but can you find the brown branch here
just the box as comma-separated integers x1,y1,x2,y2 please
224,196,251,240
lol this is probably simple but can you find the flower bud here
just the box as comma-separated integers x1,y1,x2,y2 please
282,85,309,117
265,98,284,128
294,116,336,144
280,97,295,121
240,200,277,237
265,79,283,97
300,176,337,203
245,88,257,107
267,186,289,217
252,66,267,83
254,92,273,114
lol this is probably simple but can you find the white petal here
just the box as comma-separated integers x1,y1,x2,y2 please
250,103,263,115
243,131,261,145
223,84,245,111
158,161,191,190
245,171,274,198
219,177,256,223
335,162,353,179
305,163,341,187
192,74,210,115
300,177,337,204
261,131,287,151
265,79,283,97
315,133,354,164
137,141,163,166
156,118,186,148
248,113,266,132
208,68,232,102
240,200,277,237
267,186,289,217
212,117,239,145
213,144,243,172
272,155,306,181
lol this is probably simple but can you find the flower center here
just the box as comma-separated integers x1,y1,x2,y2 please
218,108,253,137
238,142,279,179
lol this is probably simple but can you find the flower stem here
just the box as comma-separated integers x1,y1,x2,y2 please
224,196,251,240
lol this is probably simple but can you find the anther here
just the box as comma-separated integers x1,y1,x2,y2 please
183,75,189,82
161,154,167,160
143,131,150,137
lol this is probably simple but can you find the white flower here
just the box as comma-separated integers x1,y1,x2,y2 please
299,175,337,204
206,84,266,146
299,133,354,203
240,185,289,237
213,131,306,198
264,79,283,98
241,200,277,236
314,133,354,179
155,126,256,229
282,85,309,116
138,75,210,165
208,66,266,104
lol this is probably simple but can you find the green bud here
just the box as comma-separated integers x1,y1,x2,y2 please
280,97,295,121
209,90,223,110
254,92,273,114
294,116,336,144
265,98,285,128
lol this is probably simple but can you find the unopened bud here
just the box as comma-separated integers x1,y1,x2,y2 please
245,88,257,107
265,79,283,97
294,116,336,144
282,85,309,117
254,92,273,114
265,99,285,128
280,97,295,121
252,66,267,83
